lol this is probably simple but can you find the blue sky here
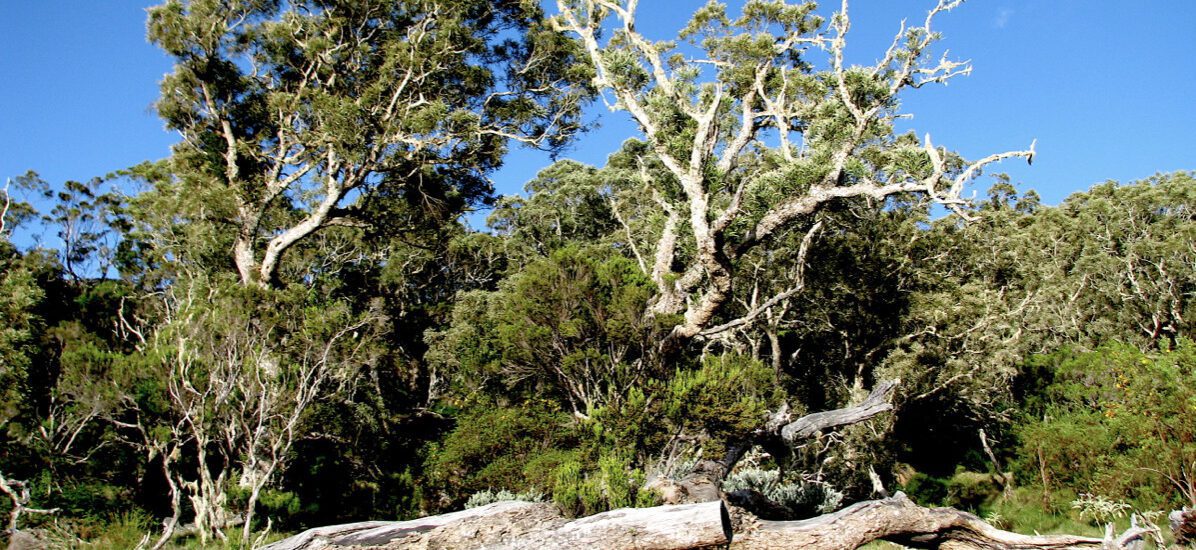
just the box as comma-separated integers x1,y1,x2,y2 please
2,1,1193,232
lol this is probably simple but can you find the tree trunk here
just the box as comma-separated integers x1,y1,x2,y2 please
731,493,1111,549
262,501,730,550
261,495,1157,550
151,456,182,550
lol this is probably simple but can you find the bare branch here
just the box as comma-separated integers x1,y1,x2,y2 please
780,379,899,443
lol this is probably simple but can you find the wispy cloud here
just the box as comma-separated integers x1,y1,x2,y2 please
993,8,1014,29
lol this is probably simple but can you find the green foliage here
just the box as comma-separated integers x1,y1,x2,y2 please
0,244,42,427
257,489,302,518
944,471,1005,512
902,469,1005,513
986,488,1104,538
663,354,778,449
74,510,155,550
489,160,618,256
903,472,949,507
147,0,591,285
1015,339,1196,509
550,450,657,518
550,457,585,516
425,400,576,507
1071,493,1133,524
429,245,658,415
885,172,1196,476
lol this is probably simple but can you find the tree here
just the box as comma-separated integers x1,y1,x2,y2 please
872,173,1194,455
149,0,591,286
0,181,41,431
113,276,385,546
551,0,1034,353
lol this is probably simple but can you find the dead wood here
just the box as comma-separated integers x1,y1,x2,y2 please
264,500,730,550
259,493,1165,550
779,379,898,443
732,492,1119,550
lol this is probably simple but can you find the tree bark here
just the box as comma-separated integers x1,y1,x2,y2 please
260,495,1157,550
731,493,1115,549
262,501,730,550
779,379,898,443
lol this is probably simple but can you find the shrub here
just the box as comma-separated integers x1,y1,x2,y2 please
903,472,948,507
465,489,544,509
945,471,1003,512
1014,339,1196,510
663,354,779,450
425,400,576,507
722,467,844,518
551,451,658,517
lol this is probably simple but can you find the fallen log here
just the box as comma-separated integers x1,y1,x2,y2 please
260,501,543,550
265,492,1155,550
731,492,1113,550
463,500,730,550
263,500,730,550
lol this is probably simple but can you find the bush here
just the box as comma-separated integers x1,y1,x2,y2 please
945,471,1003,512
465,489,544,508
722,467,844,518
1014,340,1196,510
903,472,948,507
551,451,658,517
663,354,779,450
425,400,576,508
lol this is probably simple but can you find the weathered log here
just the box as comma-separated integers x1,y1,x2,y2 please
731,492,1108,550
264,500,730,550
264,493,1161,550
260,501,540,550
780,379,899,443
469,500,730,550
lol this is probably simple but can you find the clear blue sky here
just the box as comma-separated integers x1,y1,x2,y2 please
2,1,1193,229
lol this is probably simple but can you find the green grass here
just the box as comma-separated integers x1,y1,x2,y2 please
38,516,294,550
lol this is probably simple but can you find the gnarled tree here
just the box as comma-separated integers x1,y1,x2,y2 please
551,0,1035,353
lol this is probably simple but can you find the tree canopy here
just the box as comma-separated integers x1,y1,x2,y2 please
149,0,592,286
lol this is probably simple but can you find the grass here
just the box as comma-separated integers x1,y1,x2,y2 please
23,514,294,550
